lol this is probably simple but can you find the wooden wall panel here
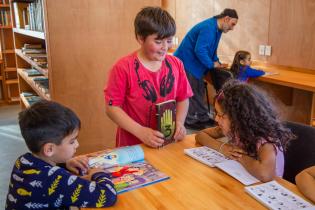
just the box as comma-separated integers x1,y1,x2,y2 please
214,0,270,63
45,0,161,154
173,0,215,44
268,0,315,70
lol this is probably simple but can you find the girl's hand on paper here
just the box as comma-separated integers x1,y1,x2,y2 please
222,145,247,160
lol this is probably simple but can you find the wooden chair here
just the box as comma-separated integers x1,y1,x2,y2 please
204,68,233,92
283,121,315,184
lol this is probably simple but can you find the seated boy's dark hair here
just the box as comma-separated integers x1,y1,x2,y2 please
19,100,81,153
134,6,176,40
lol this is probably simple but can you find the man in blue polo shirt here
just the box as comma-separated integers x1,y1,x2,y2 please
174,8,238,129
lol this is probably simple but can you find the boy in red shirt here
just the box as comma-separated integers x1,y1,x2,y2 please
104,7,193,147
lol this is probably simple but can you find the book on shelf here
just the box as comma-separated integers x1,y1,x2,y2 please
13,0,44,32
21,92,41,106
184,146,260,185
32,77,49,93
23,43,42,49
156,99,176,146
245,180,314,210
0,10,11,27
22,48,46,54
88,145,170,194
24,68,43,76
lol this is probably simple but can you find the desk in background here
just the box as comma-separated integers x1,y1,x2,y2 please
252,63,315,127
84,135,312,210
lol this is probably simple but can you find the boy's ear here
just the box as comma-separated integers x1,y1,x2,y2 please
136,35,145,45
240,59,245,65
42,143,56,157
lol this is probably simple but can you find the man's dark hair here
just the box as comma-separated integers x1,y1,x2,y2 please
214,8,238,19
134,7,176,40
19,100,81,153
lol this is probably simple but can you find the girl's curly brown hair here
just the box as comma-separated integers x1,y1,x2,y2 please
215,80,295,159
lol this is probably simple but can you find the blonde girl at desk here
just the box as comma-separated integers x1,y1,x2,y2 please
196,80,295,182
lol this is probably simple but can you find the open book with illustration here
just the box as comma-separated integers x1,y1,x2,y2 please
156,99,176,146
184,146,259,185
88,145,170,194
245,181,314,210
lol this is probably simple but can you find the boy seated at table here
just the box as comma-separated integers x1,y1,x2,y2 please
5,100,117,210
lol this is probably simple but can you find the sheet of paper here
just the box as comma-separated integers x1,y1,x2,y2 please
245,181,314,210
215,160,260,186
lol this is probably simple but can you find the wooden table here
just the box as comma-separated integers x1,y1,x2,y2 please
252,64,315,126
84,135,313,210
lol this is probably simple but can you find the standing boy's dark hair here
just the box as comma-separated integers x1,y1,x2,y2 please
19,100,81,153
214,8,238,19
230,50,250,78
134,6,176,40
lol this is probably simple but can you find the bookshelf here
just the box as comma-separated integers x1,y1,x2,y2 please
13,0,161,154
0,0,18,103
12,0,47,108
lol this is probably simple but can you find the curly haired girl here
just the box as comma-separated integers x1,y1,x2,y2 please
195,80,295,182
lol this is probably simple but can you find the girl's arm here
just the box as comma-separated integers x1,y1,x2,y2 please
295,166,315,203
106,104,164,147
196,127,227,150
245,66,265,78
237,143,277,182
174,99,189,140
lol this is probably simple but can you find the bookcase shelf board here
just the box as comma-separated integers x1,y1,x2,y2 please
0,4,10,8
13,28,45,40
3,49,15,53
5,78,18,84
19,93,30,107
4,67,17,72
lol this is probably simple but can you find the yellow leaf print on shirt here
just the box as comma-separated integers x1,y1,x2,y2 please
71,184,83,203
48,175,62,195
17,188,32,196
23,169,41,175
15,159,21,169
96,190,107,207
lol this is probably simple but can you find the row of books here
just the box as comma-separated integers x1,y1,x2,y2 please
13,0,44,32
32,77,48,94
21,92,42,106
185,146,314,210
24,68,44,77
1,0,9,5
21,43,48,69
0,10,11,27
20,69,49,97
